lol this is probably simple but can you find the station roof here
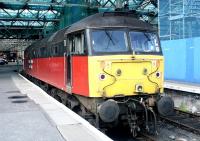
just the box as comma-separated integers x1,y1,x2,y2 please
0,0,157,39
0,0,158,51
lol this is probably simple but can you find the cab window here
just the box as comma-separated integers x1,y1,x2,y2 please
67,32,86,55
90,29,129,55
129,32,161,54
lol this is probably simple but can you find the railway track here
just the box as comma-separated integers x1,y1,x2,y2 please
159,108,200,135
138,133,157,141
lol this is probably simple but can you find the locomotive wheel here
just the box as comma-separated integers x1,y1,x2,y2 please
72,106,81,114
54,95,62,103
33,79,38,86
88,118,97,127
41,84,49,92
49,88,56,97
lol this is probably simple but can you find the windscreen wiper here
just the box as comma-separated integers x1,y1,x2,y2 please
143,33,154,46
105,31,115,46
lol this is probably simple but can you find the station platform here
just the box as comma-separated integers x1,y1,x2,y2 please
0,65,112,141
164,80,200,94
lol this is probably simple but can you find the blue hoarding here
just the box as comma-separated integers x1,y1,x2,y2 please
161,37,200,84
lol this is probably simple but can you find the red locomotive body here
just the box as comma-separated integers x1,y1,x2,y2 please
24,28,90,97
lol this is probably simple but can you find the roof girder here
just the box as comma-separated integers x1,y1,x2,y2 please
0,0,158,40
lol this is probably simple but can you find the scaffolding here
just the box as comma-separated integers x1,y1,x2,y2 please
159,0,200,40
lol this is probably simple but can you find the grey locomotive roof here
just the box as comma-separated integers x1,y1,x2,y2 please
65,12,154,34
26,28,67,52
26,12,155,53
49,27,69,43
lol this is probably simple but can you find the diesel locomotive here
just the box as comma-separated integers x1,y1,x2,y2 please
23,12,174,137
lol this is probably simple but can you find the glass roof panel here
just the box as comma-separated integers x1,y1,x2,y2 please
0,21,12,26
46,22,54,26
0,9,18,18
12,21,25,26
20,9,35,18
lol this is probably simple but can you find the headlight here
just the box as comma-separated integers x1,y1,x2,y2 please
135,84,143,92
116,69,122,76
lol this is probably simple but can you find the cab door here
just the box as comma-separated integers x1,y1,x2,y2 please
65,31,89,96
65,35,74,93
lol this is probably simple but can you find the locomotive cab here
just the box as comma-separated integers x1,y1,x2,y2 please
83,27,170,136
64,26,172,136
87,28,164,98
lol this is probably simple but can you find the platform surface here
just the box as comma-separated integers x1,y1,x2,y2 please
164,80,200,94
0,65,112,141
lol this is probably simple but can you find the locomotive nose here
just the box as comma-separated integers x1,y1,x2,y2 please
97,99,119,123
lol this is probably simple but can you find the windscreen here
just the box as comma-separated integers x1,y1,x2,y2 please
91,30,128,54
129,32,160,53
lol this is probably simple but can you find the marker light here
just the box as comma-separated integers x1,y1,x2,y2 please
156,72,161,78
99,74,106,80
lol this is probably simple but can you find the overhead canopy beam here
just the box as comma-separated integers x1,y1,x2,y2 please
0,26,44,30
0,1,64,11
0,17,60,22
0,1,100,11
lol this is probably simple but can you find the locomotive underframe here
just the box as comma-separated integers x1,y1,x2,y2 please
75,94,159,137
24,72,160,137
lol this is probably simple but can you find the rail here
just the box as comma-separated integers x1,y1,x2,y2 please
159,108,200,135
